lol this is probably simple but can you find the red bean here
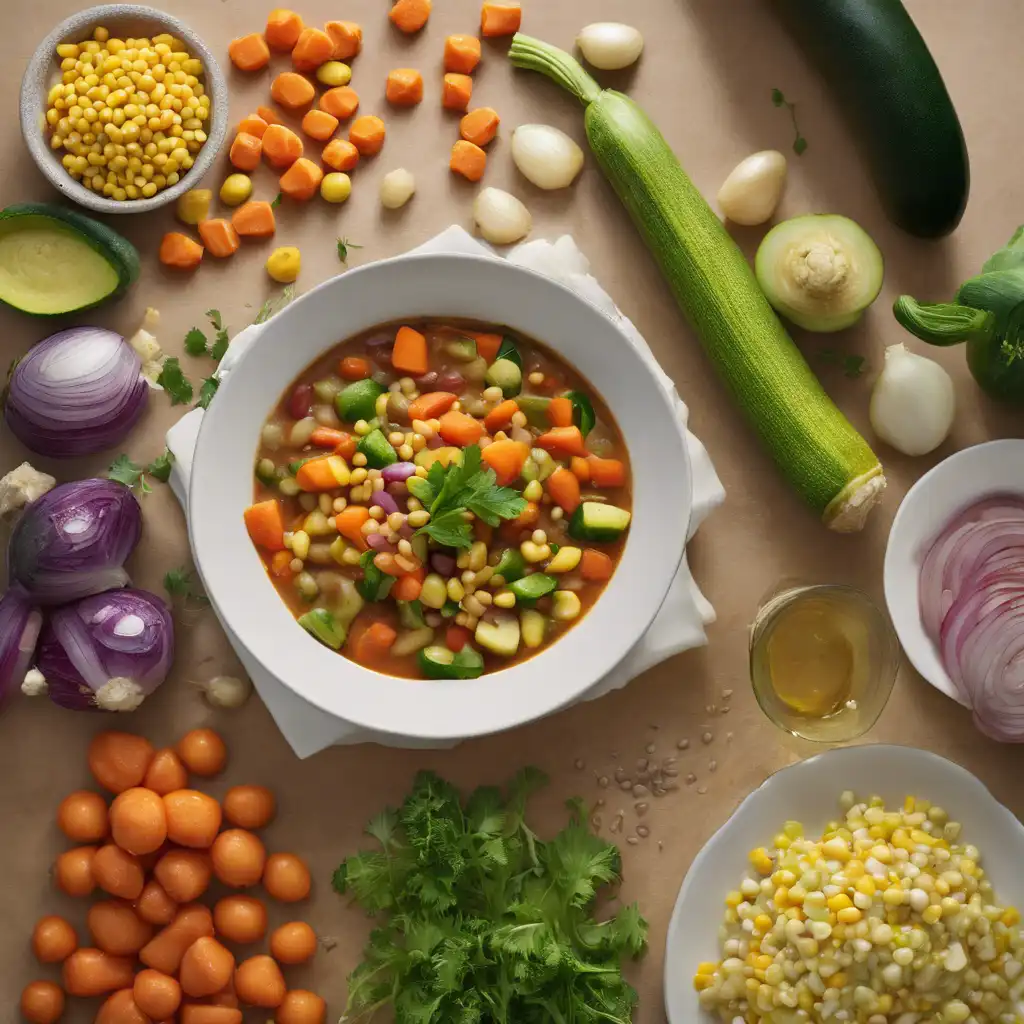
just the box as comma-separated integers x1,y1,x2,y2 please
287,384,313,420
438,371,465,392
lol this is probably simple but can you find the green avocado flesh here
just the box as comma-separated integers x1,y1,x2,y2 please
0,216,120,315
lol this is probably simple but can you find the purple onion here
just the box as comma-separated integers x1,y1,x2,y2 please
0,588,42,710
438,371,466,392
5,328,149,458
416,371,439,390
372,490,400,516
381,462,417,483
36,588,173,712
8,479,142,605
364,333,394,350
431,552,457,576
367,533,397,554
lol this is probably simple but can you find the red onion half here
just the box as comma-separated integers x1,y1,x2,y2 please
919,494,1024,741
5,327,149,457
36,588,174,712
0,588,42,709
8,479,142,605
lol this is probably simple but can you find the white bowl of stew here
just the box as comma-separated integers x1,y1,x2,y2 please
190,252,691,740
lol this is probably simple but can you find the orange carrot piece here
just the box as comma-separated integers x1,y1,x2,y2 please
587,456,627,488
536,426,587,458
270,71,315,110
198,219,240,258
340,356,371,380
501,499,538,537
389,0,432,34
229,34,270,72
309,427,350,449
392,568,425,602
481,440,529,486
450,139,486,181
295,457,341,491
570,456,591,483
301,108,339,141
325,20,362,60
257,105,282,125
237,114,269,139
322,138,360,171
231,201,276,238
352,621,398,664
349,114,386,156
442,73,473,112
580,548,614,582
484,399,518,432
438,411,484,447
444,35,481,74
546,467,581,513
446,625,472,652
546,396,573,428
270,550,294,578
391,326,428,375
336,506,370,547
407,391,458,421
266,9,304,51
386,68,424,107
291,27,335,71
279,157,324,201
460,107,499,147
244,500,285,551
159,232,203,270
480,2,521,37
468,331,501,361
229,132,262,171
320,86,360,120
262,124,304,168
474,519,494,545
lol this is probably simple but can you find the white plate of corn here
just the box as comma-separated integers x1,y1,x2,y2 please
664,744,1024,1024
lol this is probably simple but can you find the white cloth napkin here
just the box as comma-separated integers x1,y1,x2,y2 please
166,227,725,757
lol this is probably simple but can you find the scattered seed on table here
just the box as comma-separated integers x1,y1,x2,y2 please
709,760,718,772
658,840,664,851
706,704,717,714
635,802,649,817
636,825,650,838
664,781,679,791
653,785,666,797
698,785,708,795
664,755,677,765
702,731,714,744
663,766,679,777
614,768,627,783
722,689,733,700
645,742,656,754
636,757,648,770
627,836,639,845
721,706,731,715
610,812,624,834
598,775,609,788
686,773,697,785
632,784,650,797
320,935,339,951
596,797,605,807
619,780,633,792
727,732,734,743
575,758,585,770
591,814,603,830
677,738,690,750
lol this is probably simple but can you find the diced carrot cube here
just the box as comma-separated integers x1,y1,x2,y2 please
301,108,339,141
291,27,335,71
262,124,304,168
480,2,521,37
322,138,360,172
450,140,486,181
229,33,270,72
159,232,203,269
229,132,262,171
198,219,240,258
266,9,304,51
389,0,432,34
320,86,360,120
386,68,424,107
459,107,499,147
442,73,473,112
349,115,386,156
444,35,481,74
325,20,362,60
271,71,315,110
237,114,269,139
279,158,324,201
231,201,276,238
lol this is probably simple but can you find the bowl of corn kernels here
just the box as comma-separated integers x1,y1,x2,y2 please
21,4,228,214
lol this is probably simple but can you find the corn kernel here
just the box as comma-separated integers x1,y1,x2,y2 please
837,907,862,924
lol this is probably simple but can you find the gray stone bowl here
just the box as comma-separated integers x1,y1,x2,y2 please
20,4,228,215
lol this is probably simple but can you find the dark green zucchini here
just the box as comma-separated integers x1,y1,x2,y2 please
773,0,968,238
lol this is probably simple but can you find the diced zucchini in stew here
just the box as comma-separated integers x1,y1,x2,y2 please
247,320,631,680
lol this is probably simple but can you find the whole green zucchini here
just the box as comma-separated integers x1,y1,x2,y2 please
509,36,884,532
773,0,969,238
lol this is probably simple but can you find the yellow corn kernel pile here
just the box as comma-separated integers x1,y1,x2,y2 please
45,26,211,201
695,793,1024,1024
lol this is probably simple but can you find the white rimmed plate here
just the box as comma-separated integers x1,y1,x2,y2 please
664,744,1024,1022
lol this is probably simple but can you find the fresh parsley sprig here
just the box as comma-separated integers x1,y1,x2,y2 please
108,449,176,494
772,87,808,155
156,357,193,405
337,237,362,265
164,565,209,606
406,446,526,548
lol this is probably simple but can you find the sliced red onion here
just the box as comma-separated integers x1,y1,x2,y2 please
0,588,43,710
36,588,173,712
381,462,417,483
372,491,400,516
919,494,1024,741
431,552,457,576
438,371,466,392
367,533,397,554
8,479,142,605
5,327,149,458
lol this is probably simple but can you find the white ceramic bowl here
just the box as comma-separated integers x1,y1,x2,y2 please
189,252,692,741
20,4,228,215
883,439,1024,706
664,744,1024,1022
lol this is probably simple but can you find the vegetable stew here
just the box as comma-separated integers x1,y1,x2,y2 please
246,321,632,679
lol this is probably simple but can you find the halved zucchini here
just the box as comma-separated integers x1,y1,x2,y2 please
569,502,631,542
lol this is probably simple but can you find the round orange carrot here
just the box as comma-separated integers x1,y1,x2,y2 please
262,124,304,168
444,34,481,74
271,71,315,110
349,115,386,156
228,34,270,72
321,86,360,120
266,8,304,51
322,139,360,172
442,73,473,112
450,139,486,181
325,20,362,59
159,232,203,270
389,0,432,33
301,109,339,142
386,68,424,107
291,27,334,71
460,107,500,147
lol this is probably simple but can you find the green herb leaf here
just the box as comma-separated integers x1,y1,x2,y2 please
146,449,175,483
843,354,866,378
157,357,194,405
271,192,282,209
108,454,149,493
205,310,230,361
337,237,363,265
197,376,219,409
184,327,208,356
418,507,473,549
254,284,295,325
794,135,808,156
771,87,808,155
205,309,223,331
771,87,785,108
163,566,209,605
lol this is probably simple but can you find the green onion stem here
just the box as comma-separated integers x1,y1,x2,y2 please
892,296,995,347
508,34,602,106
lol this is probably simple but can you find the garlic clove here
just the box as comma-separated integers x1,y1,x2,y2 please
380,168,416,210
511,124,584,191
576,22,644,71
717,150,788,226
473,188,532,245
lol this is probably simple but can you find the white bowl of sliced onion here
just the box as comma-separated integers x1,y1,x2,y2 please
883,439,1024,741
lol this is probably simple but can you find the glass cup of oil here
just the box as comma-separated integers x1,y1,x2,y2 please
749,582,900,743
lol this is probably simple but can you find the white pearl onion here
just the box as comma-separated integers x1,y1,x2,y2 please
717,150,788,226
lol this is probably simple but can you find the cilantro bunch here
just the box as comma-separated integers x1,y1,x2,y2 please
333,768,647,1023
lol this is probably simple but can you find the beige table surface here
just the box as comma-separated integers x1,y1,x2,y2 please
2,0,1024,1020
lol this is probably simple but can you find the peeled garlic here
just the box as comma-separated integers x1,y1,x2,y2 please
717,150,788,226
473,188,532,245
576,22,644,70
379,168,416,210
511,124,585,190
194,674,253,709
869,343,956,456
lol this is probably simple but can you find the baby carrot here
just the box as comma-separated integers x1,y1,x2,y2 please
322,138,360,172
271,71,315,110
389,0,432,34
301,108,339,141
386,68,424,107
198,219,240,258
244,500,285,551
291,27,334,71
279,158,324,202
450,140,486,181
320,86,360,120
228,34,270,72
349,115,386,156
229,132,262,171
442,73,473,112
444,35,481,74
159,232,203,270
325,20,362,60
460,107,500,147
480,2,521,37
266,9,304,51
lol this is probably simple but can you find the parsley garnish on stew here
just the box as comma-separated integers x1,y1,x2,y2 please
408,446,525,549
332,768,647,1023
